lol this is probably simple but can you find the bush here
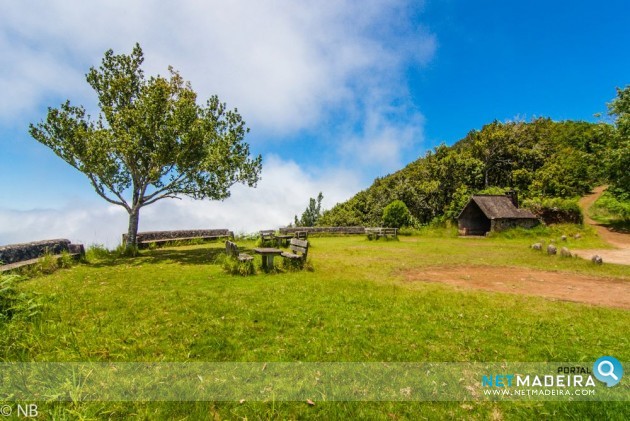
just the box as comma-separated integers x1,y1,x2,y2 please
219,254,256,276
382,200,412,228
523,197,583,224
591,191,630,220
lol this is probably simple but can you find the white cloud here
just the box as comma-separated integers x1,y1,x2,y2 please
0,156,360,248
0,0,435,136
0,0,436,246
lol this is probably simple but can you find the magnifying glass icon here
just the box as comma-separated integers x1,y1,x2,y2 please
598,360,619,381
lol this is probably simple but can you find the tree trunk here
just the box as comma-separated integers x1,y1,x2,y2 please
125,207,140,249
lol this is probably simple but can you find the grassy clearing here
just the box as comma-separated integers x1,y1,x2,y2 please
1,230,629,419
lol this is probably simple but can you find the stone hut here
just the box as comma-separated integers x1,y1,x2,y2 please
457,192,539,236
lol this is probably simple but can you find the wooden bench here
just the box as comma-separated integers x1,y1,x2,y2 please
0,240,84,273
225,240,253,262
123,229,234,248
281,238,309,265
294,231,308,240
259,230,276,246
365,227,398,240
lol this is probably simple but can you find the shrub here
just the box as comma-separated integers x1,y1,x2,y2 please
219,254,256,276
382,200,411,228
591,191,630,220
523,197,582,224
59,250,75,268
86,244,114,262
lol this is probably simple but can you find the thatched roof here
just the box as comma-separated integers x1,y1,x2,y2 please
463,195,537,219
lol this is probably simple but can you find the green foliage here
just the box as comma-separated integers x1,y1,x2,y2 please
85,244,115,262
522,197,583,224
607,85,630,198
115,243,140,257
0,274,41,321
590,191,630,232
59,251,75,268
382,200,411,228
592,191,630,219
294,192,324,227
323,118,612,226
29,44,262,249
219,254,256,276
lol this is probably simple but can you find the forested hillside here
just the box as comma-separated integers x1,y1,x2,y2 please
319,118,618,227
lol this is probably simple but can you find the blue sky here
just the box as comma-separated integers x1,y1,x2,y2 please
1,0,629,246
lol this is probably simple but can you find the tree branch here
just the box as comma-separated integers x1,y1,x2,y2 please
142,192,181,207
141,172,188,204
87,174,131,212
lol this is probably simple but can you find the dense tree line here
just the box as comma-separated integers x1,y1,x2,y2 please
319,117,621,227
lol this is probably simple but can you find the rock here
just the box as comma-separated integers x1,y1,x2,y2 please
561,235,567,241
591,255,603,264
574,233,582,239
547,244,557,255
531,243,543,250
560,247,571,258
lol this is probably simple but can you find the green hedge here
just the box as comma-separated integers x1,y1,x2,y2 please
522,197,583,224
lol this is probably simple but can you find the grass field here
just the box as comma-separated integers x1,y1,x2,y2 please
1,227,629,419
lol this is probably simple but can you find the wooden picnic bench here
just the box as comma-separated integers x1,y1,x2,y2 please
281,238,309,266
365,227,398,240
294,231,308,240
225,240,253,262
259,230,276,246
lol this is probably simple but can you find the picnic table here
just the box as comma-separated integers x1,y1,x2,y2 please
253,247,283,271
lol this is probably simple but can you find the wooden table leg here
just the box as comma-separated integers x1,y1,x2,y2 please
261,255,274,271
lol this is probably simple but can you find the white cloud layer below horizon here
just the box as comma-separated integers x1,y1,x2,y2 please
0,156,362,248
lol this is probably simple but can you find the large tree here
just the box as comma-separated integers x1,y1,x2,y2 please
30,44,262,248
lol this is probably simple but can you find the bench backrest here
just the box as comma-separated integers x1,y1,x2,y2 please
260,230,275,240
366,227,397,235
225,240,239,258
294,231,308,239
289,238,309,259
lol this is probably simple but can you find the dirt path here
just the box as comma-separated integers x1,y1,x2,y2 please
573,186,630,265
404,266,630,310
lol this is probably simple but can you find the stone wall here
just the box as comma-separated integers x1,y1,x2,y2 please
122,229,234,244
0,239,72,265
279,226,366,235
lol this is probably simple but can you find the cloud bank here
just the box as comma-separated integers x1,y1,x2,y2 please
0,0,435,246
0,156,361,248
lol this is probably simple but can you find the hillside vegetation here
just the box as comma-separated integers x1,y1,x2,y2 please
319,118,618,227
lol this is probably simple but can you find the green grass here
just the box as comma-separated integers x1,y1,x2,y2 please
1,231,629,419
